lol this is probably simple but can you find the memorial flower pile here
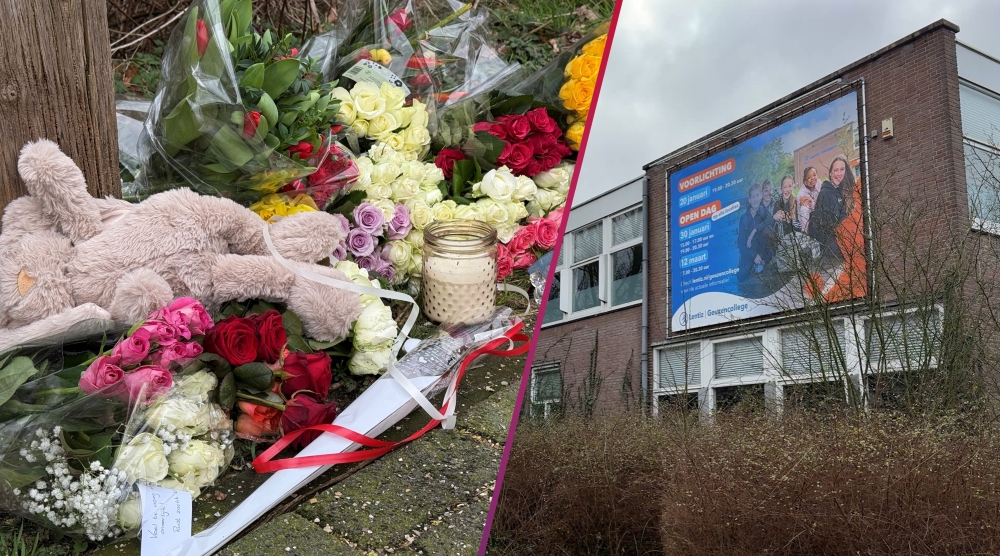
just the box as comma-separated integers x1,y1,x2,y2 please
561,33,608,150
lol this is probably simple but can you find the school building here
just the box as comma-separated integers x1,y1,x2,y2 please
528,20,1000,418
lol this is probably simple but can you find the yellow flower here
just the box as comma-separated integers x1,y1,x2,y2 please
369,48,393,66
566,121,585,151
567,54,601,82
581,34,608,57
559,78,595,115
250,193,319,222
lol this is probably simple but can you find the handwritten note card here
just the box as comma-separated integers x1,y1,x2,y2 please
139,482,192,556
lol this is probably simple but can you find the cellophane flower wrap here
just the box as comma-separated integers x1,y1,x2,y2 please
131,0,357,208
0,307,234,542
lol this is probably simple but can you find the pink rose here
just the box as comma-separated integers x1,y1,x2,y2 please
546,206,566,224
124,366,174,404
140,321,179,346
533,218,559,250
148,298,213,337
497,244,514,281
499,115,531,141
526,107,558,134
154,341,203,369
512,250,537,270
508,225,537,253
79,355,126,397
111,328,152,367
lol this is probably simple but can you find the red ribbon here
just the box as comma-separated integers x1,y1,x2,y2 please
253,322,529,473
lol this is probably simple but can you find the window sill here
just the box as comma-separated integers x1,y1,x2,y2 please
539,298,643,329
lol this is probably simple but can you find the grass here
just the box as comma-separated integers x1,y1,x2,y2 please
488,409,1000,556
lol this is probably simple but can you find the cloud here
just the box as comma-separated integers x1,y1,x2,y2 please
576,0,1000,203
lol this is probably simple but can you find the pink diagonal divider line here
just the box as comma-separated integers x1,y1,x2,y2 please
477,2,626,553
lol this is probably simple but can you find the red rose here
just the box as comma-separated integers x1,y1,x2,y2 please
526,108,557,134
290,48,299,56
287,141,314,160
499,115,531,141
512,250,538,270
309,144,360,206
541,153,564,172
248,310,287,364
472,121,494,133
204,316,259,366
434,148,466,179
524,160,545,177
196,20,209,57
387,8,413,31
497,244,514,281
280,395,338,448
533,217,560,250
498,142,533,174
280,351,333,399
554,138,573,158
235,401,281,440
409,73,433,88
280,179,307,194
243,111,262,139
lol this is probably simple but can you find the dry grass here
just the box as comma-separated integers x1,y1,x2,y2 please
488,409,1000,556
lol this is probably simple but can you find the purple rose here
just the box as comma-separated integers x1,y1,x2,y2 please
331,242,348,261
358,251,396,283
386,204,412,240
111,328,152,367
347,228,376,257
332,213,350,234
374,258,396,282
352,202,385,237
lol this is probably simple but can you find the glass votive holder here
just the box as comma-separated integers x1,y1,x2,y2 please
421,219,498,326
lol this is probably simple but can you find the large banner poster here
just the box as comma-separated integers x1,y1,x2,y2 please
669,93,867,332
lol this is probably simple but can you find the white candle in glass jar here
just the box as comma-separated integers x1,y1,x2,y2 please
421,219,498,326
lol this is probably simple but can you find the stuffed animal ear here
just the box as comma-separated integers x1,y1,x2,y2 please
17,139,101,244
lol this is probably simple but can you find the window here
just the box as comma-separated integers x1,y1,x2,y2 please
784,380,847,411
961,82,1000,231
714,384,766,412
544,206,644,326
714,336,764,380
657,343,701,390
778,322,846,378
865,309,941,371
542,272,562,325
530,361,563,418
657,392,699,416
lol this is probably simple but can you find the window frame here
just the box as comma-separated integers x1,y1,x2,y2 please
542,205,644,327
960,79,1000,235
529,361,563,418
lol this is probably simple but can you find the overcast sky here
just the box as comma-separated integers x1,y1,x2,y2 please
575,0,1000,203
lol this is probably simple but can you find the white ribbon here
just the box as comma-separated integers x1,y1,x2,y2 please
262,221,532,428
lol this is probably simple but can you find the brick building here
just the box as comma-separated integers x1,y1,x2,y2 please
528,20,1000,417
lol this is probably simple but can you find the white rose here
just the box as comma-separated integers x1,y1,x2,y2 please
525,200,545,218
167,440,225,489
384,240,413,269
117,493,142,530
116,433,169,483
335,260,363,278
407,250,423,278
405,229,424,249
336,261,381,306
382,133,407,152
379,82,407,111
475,198,509,225
497,223,520,243
505,200,529,223
366,112,399,139
353,302,397,351
421,165,445,187
417,188,443,206
533,162,574,193
356,157,375,180
350,119,369,138
331,88,357,125
371,198,396,221
406,199,435,230
391,177,421,201
368,183,394,200
351,82,385,119
529,187,563,212
398,106,415,128
432,200,457,221
513,175,538,202
158,477,201,498
147,397,209,436
175,372,217,401
454,204,482,221
410,100,430,128
371,163,401,186
403,126,431,152
349,347,392,376
401,161,427,182
476,167,518,202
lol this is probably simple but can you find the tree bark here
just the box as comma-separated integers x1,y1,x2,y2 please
0,0,119,218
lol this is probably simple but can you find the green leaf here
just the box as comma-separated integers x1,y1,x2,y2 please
230,0,252,37
197,352,232,378
450,159,476,199
209,125,255,169
285,334,313,353
282,310,303,337
233,362,273,393
182,6,200,67
163,97,202,150
306,339,339,350
0,356,37,407
241,62,265,89
219,372,236,410
489,93,535,116
0,466,45,491
263,59,301,98
258,92,279,128
246,300,275,315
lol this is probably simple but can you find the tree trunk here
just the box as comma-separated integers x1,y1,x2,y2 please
0,0,119,218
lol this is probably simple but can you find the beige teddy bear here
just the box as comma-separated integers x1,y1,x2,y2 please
0,139,361,352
